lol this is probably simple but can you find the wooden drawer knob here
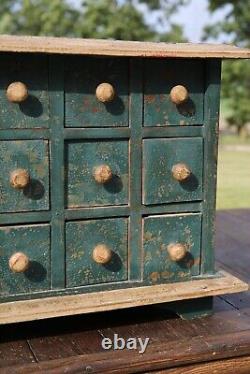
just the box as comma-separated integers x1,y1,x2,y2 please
96,83,115,103
92,244,112,264
167,243,187,262
6,82,29,103
93,165,112,184
10,169,30,189
170,85,189,105
9,252,30,273
172,163,191,182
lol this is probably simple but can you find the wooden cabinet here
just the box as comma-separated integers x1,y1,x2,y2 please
0,36,248,324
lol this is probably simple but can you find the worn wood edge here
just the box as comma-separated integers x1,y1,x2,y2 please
2,330,250,373
157,356,250,374
0,270,248,324
0,35,249,58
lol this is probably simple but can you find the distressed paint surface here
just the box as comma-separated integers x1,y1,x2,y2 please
0,140,50,212
66,218,128,287
0,54,49,129
144,59,204,126
0,224,50,296
143,213,201,284
65,56,129,127
66,140,129,207
143,138,203,205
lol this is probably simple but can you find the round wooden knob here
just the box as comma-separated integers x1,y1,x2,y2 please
167,243,187,262
96,83,115,103
172,163,191,182
92,244,112,264
6,82,29,103
10,169,30,189
170,85,189,105
9,252,30,273
93,165,112,184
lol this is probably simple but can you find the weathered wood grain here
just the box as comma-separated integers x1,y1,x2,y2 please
0,35,249,58
0,270,247,324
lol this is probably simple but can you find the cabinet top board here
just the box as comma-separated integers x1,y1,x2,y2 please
0,35,249,59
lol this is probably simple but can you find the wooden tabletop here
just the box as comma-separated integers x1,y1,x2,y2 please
0,209,250,373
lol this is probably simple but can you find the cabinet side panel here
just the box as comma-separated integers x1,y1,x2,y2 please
201,59,221,274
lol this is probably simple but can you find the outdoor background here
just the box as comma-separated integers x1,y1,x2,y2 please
1,0,249,210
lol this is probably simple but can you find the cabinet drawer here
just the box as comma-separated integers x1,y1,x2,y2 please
143,138,203,205
0,140,50,213
65,56,129,127
66,140,129,208
144,59,204,126
66,218,128,287
0,224,50,296
143,213,201,284
0,54,49,129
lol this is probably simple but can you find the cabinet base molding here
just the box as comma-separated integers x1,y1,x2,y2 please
0,270,248,324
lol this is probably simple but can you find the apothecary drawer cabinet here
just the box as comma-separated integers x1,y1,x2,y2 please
0,36,248,324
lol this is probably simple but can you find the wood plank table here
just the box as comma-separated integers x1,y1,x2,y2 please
0,209,250,373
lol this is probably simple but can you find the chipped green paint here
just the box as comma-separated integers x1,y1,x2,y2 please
0,140,49,212
65,56,129,127
66,218,128,287
66,140,129,207
144,59,204,126
0,224,50,296
0,54,49,129
143,213,202,285
143,138,203,205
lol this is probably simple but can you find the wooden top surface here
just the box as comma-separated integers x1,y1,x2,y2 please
0,35,249,58
0,209,250,373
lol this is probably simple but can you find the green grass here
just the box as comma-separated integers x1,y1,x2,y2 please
219,133,250,146
216,148,250,210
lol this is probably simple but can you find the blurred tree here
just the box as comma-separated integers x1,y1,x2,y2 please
204,1,250,136
0,0,188,42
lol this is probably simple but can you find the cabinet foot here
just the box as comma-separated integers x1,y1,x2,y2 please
159,296,214,320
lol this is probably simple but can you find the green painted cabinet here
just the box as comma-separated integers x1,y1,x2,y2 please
0,140,50,212
143,213,202,284
0,36,248,323
66,218,128,287
0,224,50,296
0,54,49,129
143,138,203,205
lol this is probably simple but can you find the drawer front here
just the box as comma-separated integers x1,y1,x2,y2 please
66,218,128,287
0,140,50,213
66,140,129,208
0,224,50,296
143,213,201,284
143,138,203,205
144,59,204,126
65,56,129,127
0,54,49,129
